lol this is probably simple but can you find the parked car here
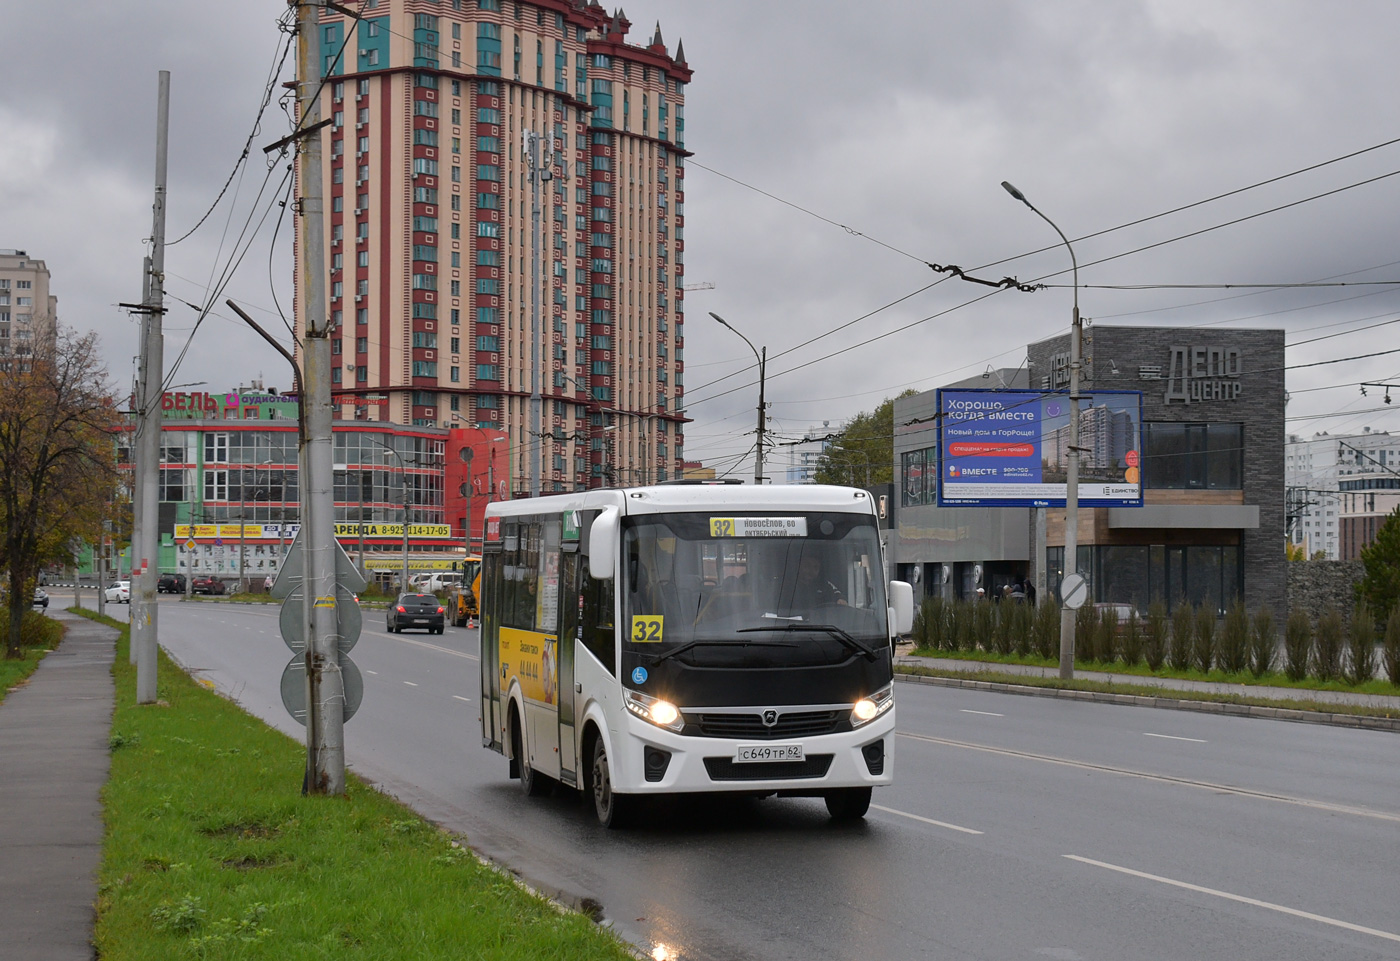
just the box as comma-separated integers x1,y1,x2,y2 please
386,593,445,634
191,576,225,596
32,587,49,609
158,573,186,593
105,581,131,604
420,572,463,594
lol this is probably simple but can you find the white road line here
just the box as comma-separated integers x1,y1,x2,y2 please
871,804,983,835
960,709,1004,717
404,681,418,687
898,731,1400,824
453,695,472,702
365,670,378,675
384,633,479,660
1064,855,1400,944
1144,732,1207,743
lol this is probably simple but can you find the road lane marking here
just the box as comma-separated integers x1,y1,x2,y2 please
871,804,983,835
453,695,472,702
366,670,378,675
382,633,478,661
1064,855,1400,944
404,681,418,687
1144,732,1207,743
961,709,1004,717
898,731,1400,824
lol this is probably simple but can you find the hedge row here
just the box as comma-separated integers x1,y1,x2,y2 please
909,596,1400,687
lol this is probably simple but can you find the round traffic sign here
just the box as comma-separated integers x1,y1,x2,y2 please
1060,572,1089,610
279,586,362,654
280,652,363,725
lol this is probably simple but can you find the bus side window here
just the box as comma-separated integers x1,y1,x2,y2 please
580,571,615,676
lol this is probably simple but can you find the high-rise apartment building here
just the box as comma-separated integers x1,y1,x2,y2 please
0,249,58,361
296,0,690,493
1285,428,1399,558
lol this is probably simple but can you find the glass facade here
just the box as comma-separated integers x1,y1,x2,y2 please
1142,422,1243,490
1047,544,1241,615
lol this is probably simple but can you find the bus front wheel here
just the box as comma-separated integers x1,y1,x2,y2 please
824,787,872,821
590,738,636,829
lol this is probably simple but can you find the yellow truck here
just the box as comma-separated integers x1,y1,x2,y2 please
450,557,482,627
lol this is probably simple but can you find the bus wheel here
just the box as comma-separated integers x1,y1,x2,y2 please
590,738,635,829
512,709,550,797
824,787,872,821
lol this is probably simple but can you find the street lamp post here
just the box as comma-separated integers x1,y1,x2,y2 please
1002,180,1081,680
709,312,767,485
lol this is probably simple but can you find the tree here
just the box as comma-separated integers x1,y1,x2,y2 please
1356,505,1400,624
812,390,916,487
0,327,119,658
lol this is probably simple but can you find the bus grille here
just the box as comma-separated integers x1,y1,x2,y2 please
691,710,843,740
703,754,834,781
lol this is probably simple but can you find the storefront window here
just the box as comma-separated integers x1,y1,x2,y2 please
1049,544,1240,614
1142,423,1242,490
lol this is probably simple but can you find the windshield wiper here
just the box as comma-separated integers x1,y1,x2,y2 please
650,637,784,664
736,624,880,661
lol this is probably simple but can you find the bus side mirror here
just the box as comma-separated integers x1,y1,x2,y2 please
889,580,914,635
588,508,619,580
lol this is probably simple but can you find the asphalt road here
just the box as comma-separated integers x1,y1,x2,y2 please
81,595,1400,960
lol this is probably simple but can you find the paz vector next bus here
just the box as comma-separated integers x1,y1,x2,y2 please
479,482,915,827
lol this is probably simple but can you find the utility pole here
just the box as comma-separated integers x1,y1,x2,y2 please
709,312,767,485
296,0,344,795
524,131,549,498
132,71,169,704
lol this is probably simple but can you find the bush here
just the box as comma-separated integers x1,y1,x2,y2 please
1218,602,1250,674
1093,607,1119,664
951,600,976,653
973,600,995,652
1384,608,1400,687
1284,609,1312,681
1144,601,1168,671
992,602,1014,655
1033,601,1059,659
1192,606,1217,673
1012,602,1034,657
1345,605,1377,685
18,609,60,649
1121,609,1143,666
1074,603,1097,662
1249,607,1276,677
1313,607,1344,682
910,596,938,651
1169,602,1194,671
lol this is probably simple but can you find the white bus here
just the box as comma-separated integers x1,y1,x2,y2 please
479,482,914,827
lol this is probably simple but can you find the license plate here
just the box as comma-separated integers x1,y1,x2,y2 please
734,744,804,763
414,618,429,624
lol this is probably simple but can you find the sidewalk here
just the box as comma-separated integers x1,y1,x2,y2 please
895,648,1400,729
0,610,117,960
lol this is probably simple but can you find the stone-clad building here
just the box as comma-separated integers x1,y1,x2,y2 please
891,326,1285,615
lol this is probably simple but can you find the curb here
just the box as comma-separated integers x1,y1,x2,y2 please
894,670,1400,734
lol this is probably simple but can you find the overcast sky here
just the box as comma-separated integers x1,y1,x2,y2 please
5,0,1400,478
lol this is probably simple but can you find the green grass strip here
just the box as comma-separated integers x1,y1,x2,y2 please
87,609,634,960
907,646,1400,697
0,613,65,705
897,664,1400,719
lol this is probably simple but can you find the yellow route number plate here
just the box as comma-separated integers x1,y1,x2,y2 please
630,615,664,643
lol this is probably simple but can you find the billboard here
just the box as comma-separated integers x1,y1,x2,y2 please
936,389,1144,507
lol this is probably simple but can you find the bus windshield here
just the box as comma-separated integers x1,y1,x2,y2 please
621,511,889,663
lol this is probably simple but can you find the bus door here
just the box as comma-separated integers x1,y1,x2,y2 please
480,547,504,751
556,544,581,785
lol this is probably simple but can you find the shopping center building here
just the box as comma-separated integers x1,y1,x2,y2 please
890,326,1285,615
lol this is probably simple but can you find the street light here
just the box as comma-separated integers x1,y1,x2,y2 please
370,437,413,596
1002,179,1081,680
709,312,767,485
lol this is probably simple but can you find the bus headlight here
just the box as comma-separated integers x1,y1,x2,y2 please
625,689,685,732
850,684,894,728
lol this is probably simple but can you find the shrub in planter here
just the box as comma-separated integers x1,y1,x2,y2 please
973,599,995,652
1344,605,1376,685
1249,607,1276,678
1384,608,1400,687
926,596,951,651
1093,607,1120,664
1169,601,1194,671
992,602,1015,655
953,600,977,653
1121,608,1143,666
1075,603,1098,662
1012,601,1034,657
1218,602,1249,674
1313,607,1344,682
1191,606,1217,674
1033,601,1059,659
1283,609,1312,682
1144,601,1168,671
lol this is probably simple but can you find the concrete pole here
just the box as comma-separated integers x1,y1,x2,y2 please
238,471,247,593
755,346,767,485
401,455,410,595
133,71,169,703
184,501,193,603
297,0,344,795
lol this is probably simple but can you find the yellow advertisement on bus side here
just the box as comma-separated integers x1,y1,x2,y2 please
499,626,557,705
